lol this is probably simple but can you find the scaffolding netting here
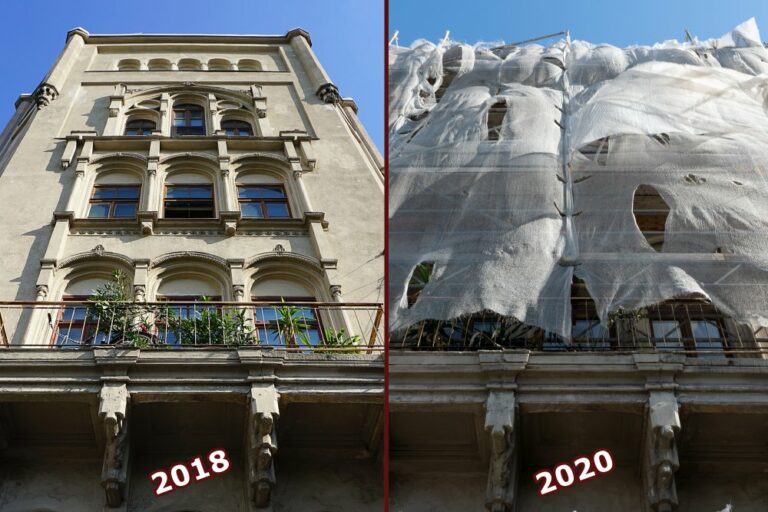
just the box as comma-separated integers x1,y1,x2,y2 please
388,18,768,338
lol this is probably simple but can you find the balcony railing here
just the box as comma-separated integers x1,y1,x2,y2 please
0,300,384,353
391,299,768,356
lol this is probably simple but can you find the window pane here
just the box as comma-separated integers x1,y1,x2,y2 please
113,203,137,218
238,186,285,199
190,110,203,118
56,327,84,346
190,119,204,127
92,187,119,199
691,320,721,339
166,186,212,199
652,320,681,339
174,118,186,126
240,203,263,218
88,203,111,218
116,187,140,199
254,307,279,322
266,203,290,218
125,129,139,136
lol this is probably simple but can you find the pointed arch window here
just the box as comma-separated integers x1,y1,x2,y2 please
173,103,206,136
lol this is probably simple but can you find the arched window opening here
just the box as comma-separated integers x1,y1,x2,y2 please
632,184,670,252
251,278,320,346
237,184,290,218
208,58,231,71
177,58,202,71
164,183,215,218
238,59,262,71
117,59,141,71
221,119,253,136
173,103,205,136
147,58,172,71
156,275,223,345
87,176,141,218
124,118,156,136
487,101,507,141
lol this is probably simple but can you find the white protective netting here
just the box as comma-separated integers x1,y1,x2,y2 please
389,18,768,337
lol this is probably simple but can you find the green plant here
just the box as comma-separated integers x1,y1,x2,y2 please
320,328,361,352
272,302,313,347
86,270,154,348
159,298,255,346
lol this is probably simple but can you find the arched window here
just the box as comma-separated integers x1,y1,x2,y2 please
221,119,253,136
117,59,141,71
208,58,231,71
124,119,156,136
164,172,215,218
87,171,142,219
251,278,321,346
238,59,262,71
237,184,290,218
156,275,223,345
148,58,172,71
173,103,206,136
178,58,202,71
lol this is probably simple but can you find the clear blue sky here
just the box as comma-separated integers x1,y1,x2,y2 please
0,0,383,151
390,0,768,49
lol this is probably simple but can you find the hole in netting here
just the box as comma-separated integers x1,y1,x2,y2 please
577,137,610,166
406,262,434,308
435,46,463,103
633,184,670,252
487,101,507,141
652,133,671,145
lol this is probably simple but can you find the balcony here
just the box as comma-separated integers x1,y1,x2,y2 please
0,300,383,352
391,299,768,356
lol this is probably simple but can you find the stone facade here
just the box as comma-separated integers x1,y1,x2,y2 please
0,28,383,511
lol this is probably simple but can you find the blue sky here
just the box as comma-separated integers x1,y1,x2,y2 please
0,0,383,150
390,0,768,49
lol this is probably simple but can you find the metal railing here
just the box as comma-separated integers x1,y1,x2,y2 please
0,300,384,352
391,299,768,356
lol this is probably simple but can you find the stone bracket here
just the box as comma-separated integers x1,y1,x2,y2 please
644,391,681,512
249,384,280,509
99,383,130,508
484,389,517,512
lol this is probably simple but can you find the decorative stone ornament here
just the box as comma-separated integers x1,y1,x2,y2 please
645,392,680,512
99,383,130,507
34,82,59,110
485,390,516,512
248,385,280,508
316,83,341,104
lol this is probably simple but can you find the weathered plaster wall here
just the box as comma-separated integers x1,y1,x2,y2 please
0,457,104,512
389,472,486,512
272,459,382,512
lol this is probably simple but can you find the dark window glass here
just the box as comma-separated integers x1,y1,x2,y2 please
87,185,141,219
172,104,206,136
221,120,253,136
54,299,109,347
237,185,290,219
124,119,156,136
164,185,215,218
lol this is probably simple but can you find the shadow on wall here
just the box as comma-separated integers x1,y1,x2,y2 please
84,96,110,133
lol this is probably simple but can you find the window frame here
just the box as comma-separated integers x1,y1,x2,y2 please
646,301,727,354
87,184,141,219
221,119,254,137
252,295,324,346
237,184,291,219
155,295,223,345
163,184,216,219
172,103,206,136
124,118,157,136
52,296,107,347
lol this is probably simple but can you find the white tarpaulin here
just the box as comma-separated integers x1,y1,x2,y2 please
389,18,768,337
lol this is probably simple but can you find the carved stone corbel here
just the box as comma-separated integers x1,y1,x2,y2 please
316,83,341,104
485,390,516,512
645,391,680,512
248,385,279,508
34,82,59,110
99,383,130,508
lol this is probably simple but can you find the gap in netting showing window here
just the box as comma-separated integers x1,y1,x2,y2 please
632,184,670,252
487,101,508,141
406,262,434,307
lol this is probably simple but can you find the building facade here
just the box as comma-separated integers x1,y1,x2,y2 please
388,20,768,512
0,28,384,511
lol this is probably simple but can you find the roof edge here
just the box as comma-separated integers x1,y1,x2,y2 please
64,27,312,46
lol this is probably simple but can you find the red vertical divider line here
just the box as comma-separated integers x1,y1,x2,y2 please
383,0,390,509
